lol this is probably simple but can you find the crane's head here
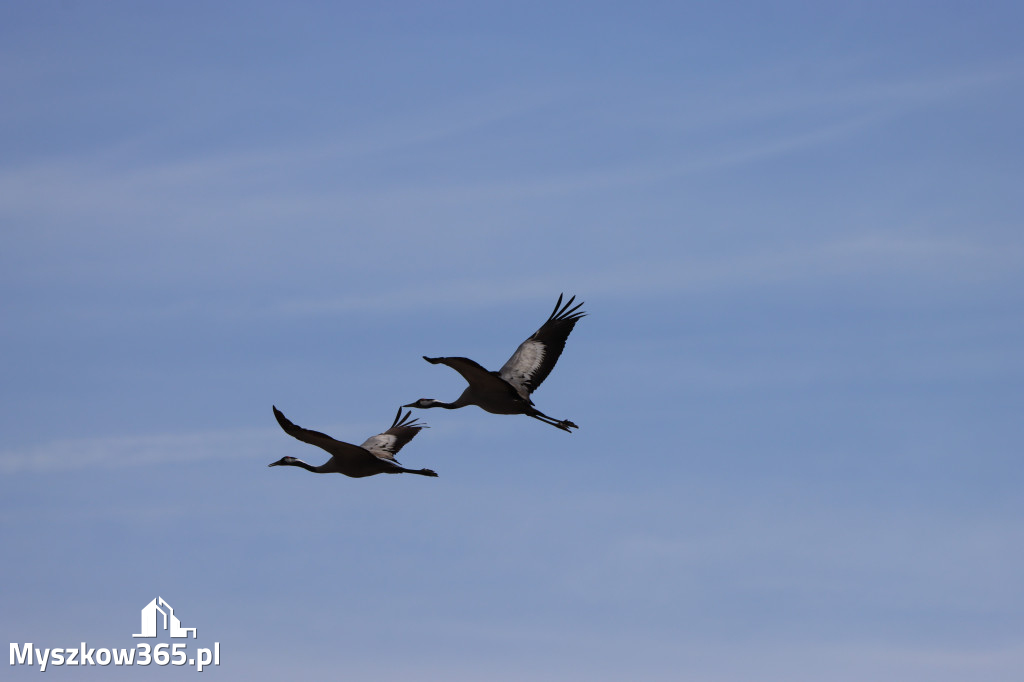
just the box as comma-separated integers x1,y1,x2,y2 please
268,456,300,467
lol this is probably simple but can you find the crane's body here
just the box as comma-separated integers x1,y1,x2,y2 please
269,407,437,478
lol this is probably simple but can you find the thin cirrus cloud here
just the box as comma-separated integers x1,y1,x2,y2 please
3,60,1018,234
0,427,276,474
261,232,1021,319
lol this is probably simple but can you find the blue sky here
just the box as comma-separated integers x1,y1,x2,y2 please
2,1,1022,679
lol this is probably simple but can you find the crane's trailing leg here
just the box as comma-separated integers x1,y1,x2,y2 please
395,466,439,477
528,410,578,432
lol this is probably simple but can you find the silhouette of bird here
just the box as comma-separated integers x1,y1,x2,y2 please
269,406,438,477
404,293,586,432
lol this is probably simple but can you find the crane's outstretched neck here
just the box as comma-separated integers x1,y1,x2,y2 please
404,399,459,410
268,457,328,473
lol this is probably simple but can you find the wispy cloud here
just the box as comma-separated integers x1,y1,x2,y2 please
613,233,1024,294
260,232,1022,318
0,427,279,474
630,58,1024,130
3,61,1019,231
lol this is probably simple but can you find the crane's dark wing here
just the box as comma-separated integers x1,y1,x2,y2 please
423,355,499,387
497,294,586,399
359,408,428,462
423,355,527,406
273,406,376,462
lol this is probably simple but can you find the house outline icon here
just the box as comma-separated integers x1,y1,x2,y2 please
132,597,197,638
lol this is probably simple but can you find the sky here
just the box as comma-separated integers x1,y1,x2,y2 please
2,1,1022,679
